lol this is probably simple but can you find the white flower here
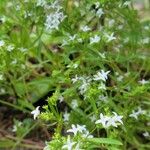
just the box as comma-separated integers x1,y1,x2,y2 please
129,107,145,120
67,124,87,136
7,45,14,52
96,8,104,18
138,79,149,85
76,124,86,133
117,75,124,82
0,40,5,47
105,32,116,42
0,74,3,80
77,38,82,43
0,88,5,93
45,13,62,30
98,52,106,59
144,26,149,30
108,19,115,27
36,0,46,7
98,95,108,103
12,125,17,132
129,110,139,120
0,16,6,23
95,2,100,9
45,8,66,31
95,112,123,128
80,25,91,32
79,80,89,95
72,75,79,83
19,47,27,52
63,111,70,122
82,130,93,139
67,124,78,135
118,25,123,30
71,99,78,109
98,82,106,90
68,34,77,41
31,106,40,120
12,121,22,132
11,59,17,64
73,64,78,69
95,113,111,128
143,38,149,44
90,35,100,44
107,112,123,127
67,63,78,69
143,132,150,137
123,1,131,7
93,70,110,82
62,136,76,150
59,95,64,103
90,115,97,122
44,144,51,150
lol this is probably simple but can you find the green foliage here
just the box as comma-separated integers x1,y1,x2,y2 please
0,0,150,149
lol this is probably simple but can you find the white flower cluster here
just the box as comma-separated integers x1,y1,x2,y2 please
61,124,93,149
71,69,110,96
45,1,66,31
95,112,123,128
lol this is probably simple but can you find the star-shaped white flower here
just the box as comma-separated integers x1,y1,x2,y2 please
68,34,77,41
80,25,91,32
95,113,110,128
0,74,3,80
0,40,5,47
129,107,145,120
71,99,78,109
98,82,106,90
129,110,139,120
90,35,100,44
123,1,131,7
67,124,78,135
105,32,116,42
90,115,96,122
59,95,64,103
7,45,14,52
72,75,79,83
93,70,110,82
63,111,70,122
138,79,149,85
62,136,76,150
95,112,123,128
107,112,123,127
76,124,86,133
96,8,104,18
31,106,40,120
36,0,47,7
143,132,150,137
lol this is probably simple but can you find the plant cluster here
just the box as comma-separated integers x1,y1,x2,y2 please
0,0,150,150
